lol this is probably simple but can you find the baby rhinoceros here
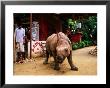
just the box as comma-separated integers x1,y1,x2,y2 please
43,32,78,71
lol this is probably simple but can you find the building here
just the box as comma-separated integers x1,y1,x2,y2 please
14,13,97,59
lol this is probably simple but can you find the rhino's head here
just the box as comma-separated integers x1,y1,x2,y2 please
56,45,70,63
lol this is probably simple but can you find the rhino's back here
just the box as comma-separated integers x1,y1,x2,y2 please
58,32,71,44
46,34,58,52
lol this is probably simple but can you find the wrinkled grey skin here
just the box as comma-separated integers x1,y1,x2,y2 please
43,32,78,71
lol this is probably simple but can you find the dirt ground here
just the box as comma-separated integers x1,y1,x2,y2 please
13,46,97,75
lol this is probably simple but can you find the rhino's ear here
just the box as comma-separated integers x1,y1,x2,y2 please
58,33,61,38
68,39,71,44
57,33,61,41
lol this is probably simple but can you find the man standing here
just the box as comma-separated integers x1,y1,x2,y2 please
15,24,25,63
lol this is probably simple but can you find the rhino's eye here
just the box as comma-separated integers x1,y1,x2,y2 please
65,48,68,52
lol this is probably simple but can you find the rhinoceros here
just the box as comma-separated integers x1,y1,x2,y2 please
43,32,78,71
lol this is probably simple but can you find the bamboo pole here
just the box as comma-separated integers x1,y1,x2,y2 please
30,13,32,59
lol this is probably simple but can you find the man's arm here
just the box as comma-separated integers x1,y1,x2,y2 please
23,28,25,43
23,28,25,37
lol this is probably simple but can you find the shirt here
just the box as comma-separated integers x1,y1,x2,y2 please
15,27,25,43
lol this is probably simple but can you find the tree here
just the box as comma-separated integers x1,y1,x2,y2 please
81,16,97,44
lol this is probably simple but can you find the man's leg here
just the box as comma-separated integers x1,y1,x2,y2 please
19,42,25,61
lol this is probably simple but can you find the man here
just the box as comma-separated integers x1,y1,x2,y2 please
15,24,25,63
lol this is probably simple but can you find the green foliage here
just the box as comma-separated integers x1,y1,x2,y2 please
67,18,77,33
72,40,93,50
81,16,97,42
67,16,97,42
66,15,97,45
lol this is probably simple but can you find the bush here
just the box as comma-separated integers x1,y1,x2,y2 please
73,45,78,50
72,40,93,50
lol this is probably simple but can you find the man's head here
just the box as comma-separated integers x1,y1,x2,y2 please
17,23,22,29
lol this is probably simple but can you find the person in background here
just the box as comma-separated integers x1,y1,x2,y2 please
24,28,29,59
15,24,25,63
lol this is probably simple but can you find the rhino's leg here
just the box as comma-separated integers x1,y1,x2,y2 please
67,51,78,71
43,50,49,64
54,60,60,70
52,52,60,70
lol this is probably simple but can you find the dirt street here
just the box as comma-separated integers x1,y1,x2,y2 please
13,46,97,75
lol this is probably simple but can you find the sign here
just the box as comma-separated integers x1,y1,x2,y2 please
28,41,46,57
